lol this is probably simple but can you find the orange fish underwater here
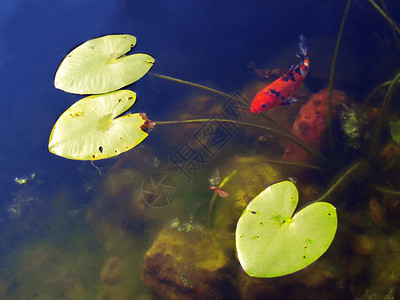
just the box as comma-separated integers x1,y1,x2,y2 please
250,35,309,113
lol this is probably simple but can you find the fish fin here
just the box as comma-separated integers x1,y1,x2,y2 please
298,34,308,58
296,52,304,59
281,97,298,106
293,94,308,100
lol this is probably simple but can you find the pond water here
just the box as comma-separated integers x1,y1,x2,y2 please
1,0,400,299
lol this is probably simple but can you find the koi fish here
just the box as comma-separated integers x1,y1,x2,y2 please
250,35,309,113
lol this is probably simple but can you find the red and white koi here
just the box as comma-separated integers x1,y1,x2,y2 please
250,35,309,113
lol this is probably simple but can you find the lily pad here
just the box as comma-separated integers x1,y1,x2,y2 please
390,121,400,146
235,181,337,278
48,90,149,160
54,34,154,94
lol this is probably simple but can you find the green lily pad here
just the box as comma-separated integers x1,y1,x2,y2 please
235,181,337,278
48,90,149,160
390,121,400,146
54,34,154,94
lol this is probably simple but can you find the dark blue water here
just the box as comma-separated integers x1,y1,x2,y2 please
1,0,400,299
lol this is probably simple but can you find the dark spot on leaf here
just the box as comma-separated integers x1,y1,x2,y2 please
256,235,260,238
259,221,263,225
304,246,308,249
281,220,285,223
303,255,307,259
328,213,331,216
92,155,95,158
115,150,118,153
118,99,122,102
128,97,134,100
250,211,256,214
99,146,103,153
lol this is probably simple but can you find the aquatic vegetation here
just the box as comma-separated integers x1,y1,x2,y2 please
54,34,154,94
14,173,36,185
236,181,337,278
49,0,400,291
390,120,400,145
48,90,148,160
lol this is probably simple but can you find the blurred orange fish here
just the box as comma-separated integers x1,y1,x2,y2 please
210,186,229,198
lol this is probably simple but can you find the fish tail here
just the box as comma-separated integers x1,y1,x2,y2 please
296,34,308,59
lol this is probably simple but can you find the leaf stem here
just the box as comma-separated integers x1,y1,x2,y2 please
150,72,278,125
327,0,352,158
151,72,245,104
371,184,400,196
314,160,368,203
207,169,237,227
154,118,326,161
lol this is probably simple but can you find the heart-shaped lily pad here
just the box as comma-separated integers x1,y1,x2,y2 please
48,90,149,160
54,34,154,94
235,181,337,278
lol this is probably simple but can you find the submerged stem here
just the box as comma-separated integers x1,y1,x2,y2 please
314,160,368,203
367,0,400,36
328,0,352,158
370,71,400,157
154,118,326,161
257,159,323,171
207,169,237,227
371,185,400,196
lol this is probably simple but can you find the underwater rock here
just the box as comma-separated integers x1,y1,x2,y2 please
104,169,138,198
369,197,387,226
377,143,400,172
353,234,375,256
0,280,7,297
368,232,400,292
161,95,224,149
237,260,341,300
227,156,282,213
247,61,282,80
101,256,122,285
284,88,346,163
97,255,136,300
142,221,235,300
